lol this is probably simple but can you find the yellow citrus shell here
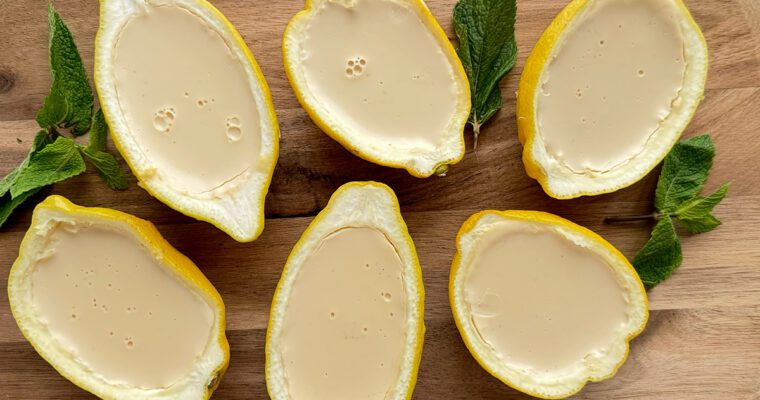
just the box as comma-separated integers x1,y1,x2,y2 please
7,195,229,400
94,0,279,242
449,210,649,399
516,0,708,199
282,0,471,178
265,181,425,399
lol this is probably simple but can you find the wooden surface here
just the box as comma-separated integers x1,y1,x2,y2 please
1,0,759,399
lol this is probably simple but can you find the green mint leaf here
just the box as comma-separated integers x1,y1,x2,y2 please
655,134,715,212
0,130,55,197
633,215,683,288
0,188,43,228
81,148,128,190
35,3,93,135
87,109,108,152
10,136,86,198
674,183,729,234
453,0,517,144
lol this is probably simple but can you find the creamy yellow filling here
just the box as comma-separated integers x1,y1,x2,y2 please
113,5,261,194
463,222,628,373
300,0,459,149
537,0,686,173
30,222,213,389
280,227,408,400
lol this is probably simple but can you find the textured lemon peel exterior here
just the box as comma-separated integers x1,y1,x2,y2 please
265,181,425,400
94,0,279,242
516,0,708,199
282,0,471,178
449,210,649,399
7,195,229,400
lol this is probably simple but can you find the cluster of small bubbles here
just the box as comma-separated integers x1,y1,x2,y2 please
345,57,367,77
575,88,583,99
381,292,392,302
101,304,109,312
126,306,137,313
197,98,210,108
153,107,176,133
124,337,135,349
225,116,243,142
412,73,422,80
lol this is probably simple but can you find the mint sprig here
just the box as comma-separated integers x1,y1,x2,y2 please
607,134,729,287
0,4,128,228
453,0,517,147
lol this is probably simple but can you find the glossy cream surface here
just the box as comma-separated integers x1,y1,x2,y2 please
464,221,629,373
114,5,261,194
30,222,214,388
299,0,459,149
537,0,686,173
279,227,408,399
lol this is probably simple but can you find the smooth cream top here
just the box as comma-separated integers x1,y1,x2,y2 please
30,222,214,389
279,227,408,399
113,5,261,194
299,0,459,149
537,0,686,173
463,221,628,373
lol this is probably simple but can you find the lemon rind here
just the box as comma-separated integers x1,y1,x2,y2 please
7,195,229,400
282,0,471,178
94,0,280,242
516,0,708,199
449,210,649,399
265,181,425,400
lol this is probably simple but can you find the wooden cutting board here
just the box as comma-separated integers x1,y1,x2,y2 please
1,0,759,399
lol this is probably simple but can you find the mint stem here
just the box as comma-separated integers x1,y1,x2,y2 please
604,212,661,223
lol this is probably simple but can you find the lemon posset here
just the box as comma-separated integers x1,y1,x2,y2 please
8,196,229,399
517,0,708,198
283,0,471,177
266,182,425,400
95,0,279,242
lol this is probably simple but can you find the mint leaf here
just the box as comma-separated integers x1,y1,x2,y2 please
0,130,55,197
10,137,86,197
87,109,108,152
655,134,715,212
453,0,517,146
674,183,729,234
35,4,93,135
81,148,128,190
0,188,43,228
633,215,683,287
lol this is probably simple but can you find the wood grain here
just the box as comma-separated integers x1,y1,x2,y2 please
1,0,759,399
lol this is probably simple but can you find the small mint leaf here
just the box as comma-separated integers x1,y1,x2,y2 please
10,136,86,197
675,183,729,234
655,134,715,212
453,0,517,141
81,148,128,190
0,130,54,197
633,215,683,288
87,109,108,152
0,188,43,228
35,3,93,135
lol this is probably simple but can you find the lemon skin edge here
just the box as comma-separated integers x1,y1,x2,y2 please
94,0,280,242
516,0,708,199
7,195,230,400
282,0,471,178
448,209,649,399
264,181,425,399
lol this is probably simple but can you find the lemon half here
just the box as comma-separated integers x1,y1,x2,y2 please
517,0,708,198
7,196,229,399
283,0,471,177
450,210,648,399
266,182,424,399
95,0,279,241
